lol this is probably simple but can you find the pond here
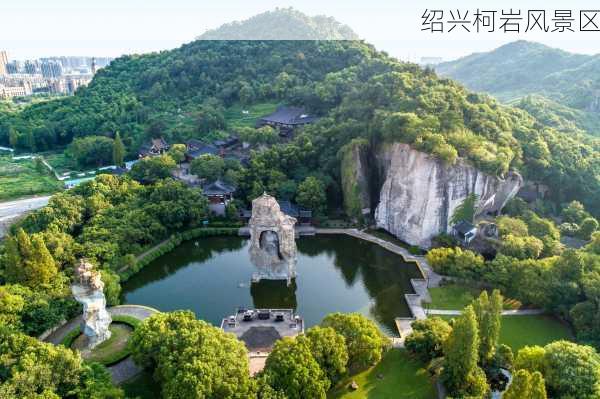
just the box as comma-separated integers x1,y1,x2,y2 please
122,234,422,335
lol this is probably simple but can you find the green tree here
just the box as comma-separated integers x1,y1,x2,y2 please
263,337,329,399
514,346,546,374
543,340,600,399
499,234,544,259
190,154,225,181
451,193,479,225
561,201,590,224
321,313,389,371
497,216,529,237
300,326,349,384
0,329,123,398
100,269,121,306
578,217,599,240
167,143,187,164
112,132,125,167
8,126,19,148
405,317,452,361
442,305,488,397
129,154,176,184
3,229,58,288
129,311,254,398
67,135,114,167
530,371,548,399
472,289,503,366
296,176,326,216
237,126,279,147
504,369,532,399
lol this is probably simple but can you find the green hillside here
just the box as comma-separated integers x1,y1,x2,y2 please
436,40,600,136
0,39,598,214
198,7,359,40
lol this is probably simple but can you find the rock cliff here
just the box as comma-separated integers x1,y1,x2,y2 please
340,139,372,220
373,143,522,248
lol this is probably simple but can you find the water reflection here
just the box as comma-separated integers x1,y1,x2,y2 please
122,235,421,335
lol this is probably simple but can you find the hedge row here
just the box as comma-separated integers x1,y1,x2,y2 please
119,227,239,281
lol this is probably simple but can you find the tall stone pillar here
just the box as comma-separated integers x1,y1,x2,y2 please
248,193,297,285
71,259,112,349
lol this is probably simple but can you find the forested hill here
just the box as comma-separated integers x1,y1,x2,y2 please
198,8,359,40
436,40,600,135
0,39,598,214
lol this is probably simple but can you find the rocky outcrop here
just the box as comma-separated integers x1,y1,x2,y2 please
249,193,297,284
340,139,371,221
71,260,112,349
374,143,522,248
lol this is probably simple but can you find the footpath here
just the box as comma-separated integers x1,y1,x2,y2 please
42,304,159,384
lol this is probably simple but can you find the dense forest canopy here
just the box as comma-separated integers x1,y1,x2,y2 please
436,40,600,136
0,40,598,214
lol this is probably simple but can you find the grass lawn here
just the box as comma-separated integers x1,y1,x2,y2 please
121,370,161,399
499,315,573,351
329,349,436,399
427,284,522,311
223,102,279,128
437,314,573,352
42,151,79,174
428,284,481,310
73,323,133,365
0,155,62,201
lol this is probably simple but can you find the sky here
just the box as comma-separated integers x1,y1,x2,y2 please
2,0,600,62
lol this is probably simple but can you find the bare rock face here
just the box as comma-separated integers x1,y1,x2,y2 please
71,260,112,349
374,143,522,248
249,193,297,284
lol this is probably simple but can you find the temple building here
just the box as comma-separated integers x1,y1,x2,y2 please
138,137,169,158
257,106,317,135
202,179,236,216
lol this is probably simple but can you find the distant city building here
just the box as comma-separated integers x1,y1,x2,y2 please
0,51,8,76
420,56,444,65
6,60,22,74
64,74,92,94
40,61,63,78
0,84,27,99
24,60,39,74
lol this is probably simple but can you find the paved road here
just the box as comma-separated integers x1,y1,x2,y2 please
0,195,51,238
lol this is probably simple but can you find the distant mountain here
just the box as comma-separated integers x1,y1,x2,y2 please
198,8,359,40
436,41,600,135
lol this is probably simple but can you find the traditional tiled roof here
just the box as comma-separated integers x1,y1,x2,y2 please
202,179,236,196
453,220,477,235
187,144,219,159
259,106,318,126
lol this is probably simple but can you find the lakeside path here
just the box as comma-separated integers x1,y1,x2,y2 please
315,228,443,288
0,195,51,238
42,305,159,384
427,309,545,316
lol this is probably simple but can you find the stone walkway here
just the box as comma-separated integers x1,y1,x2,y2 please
42,304,159,384
427,309,545,316
316,228,443,345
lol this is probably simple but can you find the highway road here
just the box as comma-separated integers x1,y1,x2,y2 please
0,195,51,238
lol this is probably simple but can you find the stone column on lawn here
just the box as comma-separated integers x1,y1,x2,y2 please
71,259,112,349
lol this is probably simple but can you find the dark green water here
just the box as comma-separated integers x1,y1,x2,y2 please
122,234,421,335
